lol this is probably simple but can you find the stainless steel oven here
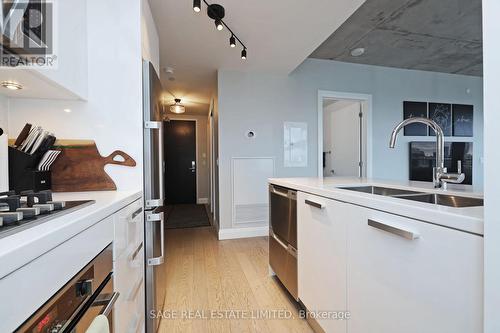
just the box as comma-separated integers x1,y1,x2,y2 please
269,184,298,300
16,244,119,333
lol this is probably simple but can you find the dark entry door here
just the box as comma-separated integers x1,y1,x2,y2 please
164,120,197,204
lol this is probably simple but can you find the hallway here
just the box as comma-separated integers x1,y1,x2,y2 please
158,227,313,333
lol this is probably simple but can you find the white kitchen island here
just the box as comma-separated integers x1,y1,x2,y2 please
269,177,483,333
0,190,142,332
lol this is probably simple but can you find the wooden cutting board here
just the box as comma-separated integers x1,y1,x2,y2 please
51,140,136,192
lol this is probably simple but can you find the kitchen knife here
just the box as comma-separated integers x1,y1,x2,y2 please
29,130,48,155
13,123,32,147
43,150,61,170
35,134,56,156
20,126,40,152
23,127,43,153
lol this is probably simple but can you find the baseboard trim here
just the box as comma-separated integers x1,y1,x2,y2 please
218,226,268,240
197,198,209,204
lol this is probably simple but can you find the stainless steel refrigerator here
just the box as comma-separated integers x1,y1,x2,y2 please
143,60,166,333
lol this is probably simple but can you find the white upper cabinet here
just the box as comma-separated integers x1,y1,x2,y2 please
0,0,88,100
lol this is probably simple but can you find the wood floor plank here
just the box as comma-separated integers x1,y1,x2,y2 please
158,226,313,333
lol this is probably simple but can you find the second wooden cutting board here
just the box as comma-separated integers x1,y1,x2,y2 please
51,140,136,192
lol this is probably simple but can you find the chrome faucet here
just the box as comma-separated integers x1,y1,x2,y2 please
389,117,465,189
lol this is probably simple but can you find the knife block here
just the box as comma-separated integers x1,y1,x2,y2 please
8,147,51,193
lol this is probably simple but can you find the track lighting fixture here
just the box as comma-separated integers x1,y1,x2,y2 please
193,0,201,12
193,1,248,60
215,19,223,31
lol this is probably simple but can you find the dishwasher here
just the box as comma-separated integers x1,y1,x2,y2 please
269,184,298,300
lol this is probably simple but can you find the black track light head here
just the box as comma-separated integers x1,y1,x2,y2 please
230,35,236,48
241,48,247,60
193,0,201,12
215,19,223,31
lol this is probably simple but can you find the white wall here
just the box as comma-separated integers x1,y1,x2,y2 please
323,101,360,177
217,59,483,231
7,0,144,191
166,114,210,202
483,0,500,331
141,0,160,74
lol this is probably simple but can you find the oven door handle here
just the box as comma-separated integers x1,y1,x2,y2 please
99,292,120,317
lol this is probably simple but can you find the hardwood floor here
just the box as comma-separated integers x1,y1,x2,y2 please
158,226,313,333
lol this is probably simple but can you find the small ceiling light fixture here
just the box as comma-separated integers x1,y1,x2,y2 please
193,0,201,12
1,81,23,90
170,99,186,114
63,108,72,113
215,19,223,31
350,47,365,57
193,1,248,60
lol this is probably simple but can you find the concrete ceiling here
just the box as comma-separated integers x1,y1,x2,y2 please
310,0,483,77
149,0,367,115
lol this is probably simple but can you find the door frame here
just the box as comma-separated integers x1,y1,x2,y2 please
317,90,373,178
164,118,199,203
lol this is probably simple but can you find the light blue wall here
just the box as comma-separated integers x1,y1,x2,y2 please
217,59,483,229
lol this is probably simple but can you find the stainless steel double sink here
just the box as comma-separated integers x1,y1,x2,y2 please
340,186,483,208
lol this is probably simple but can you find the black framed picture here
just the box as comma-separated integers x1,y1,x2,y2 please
452,104,474,137
403,101,428,136
428,103,452,136
409,141,473,185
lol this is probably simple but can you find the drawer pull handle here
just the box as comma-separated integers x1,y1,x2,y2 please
270,231,288,249
129,242,143,262
368,219,419,240
131,207,143,221
305,199,324,209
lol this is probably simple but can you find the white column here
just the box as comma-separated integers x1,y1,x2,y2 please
483,0,500,331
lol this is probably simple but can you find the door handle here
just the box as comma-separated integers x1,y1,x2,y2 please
147,211,165,266
271,231,288,249
368,219,419,240
99,292,120,317
144,121,164,207
189,161,196,172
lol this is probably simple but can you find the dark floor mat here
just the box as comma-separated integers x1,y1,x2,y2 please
164,204,210,229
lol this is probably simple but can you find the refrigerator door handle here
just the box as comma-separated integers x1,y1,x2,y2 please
147,211,165,266
144,121,165,208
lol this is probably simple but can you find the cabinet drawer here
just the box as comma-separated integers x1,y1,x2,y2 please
114,199,143,260
114,244,144,333
347,204,483,333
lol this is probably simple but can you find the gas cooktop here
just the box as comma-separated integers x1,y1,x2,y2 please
0,190,95,239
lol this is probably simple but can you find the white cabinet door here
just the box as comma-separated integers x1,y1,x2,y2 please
298,192,348,333
346,204,483,333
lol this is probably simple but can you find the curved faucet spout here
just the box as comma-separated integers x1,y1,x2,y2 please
389,117,444,150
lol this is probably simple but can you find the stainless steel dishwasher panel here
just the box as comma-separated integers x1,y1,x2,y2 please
269,185,297,249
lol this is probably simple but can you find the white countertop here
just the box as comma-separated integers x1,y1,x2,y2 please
269,177,484,236
0,190,142,279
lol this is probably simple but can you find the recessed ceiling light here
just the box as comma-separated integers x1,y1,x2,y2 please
64,108,72,113
350,47,365,57
1,81,23,90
